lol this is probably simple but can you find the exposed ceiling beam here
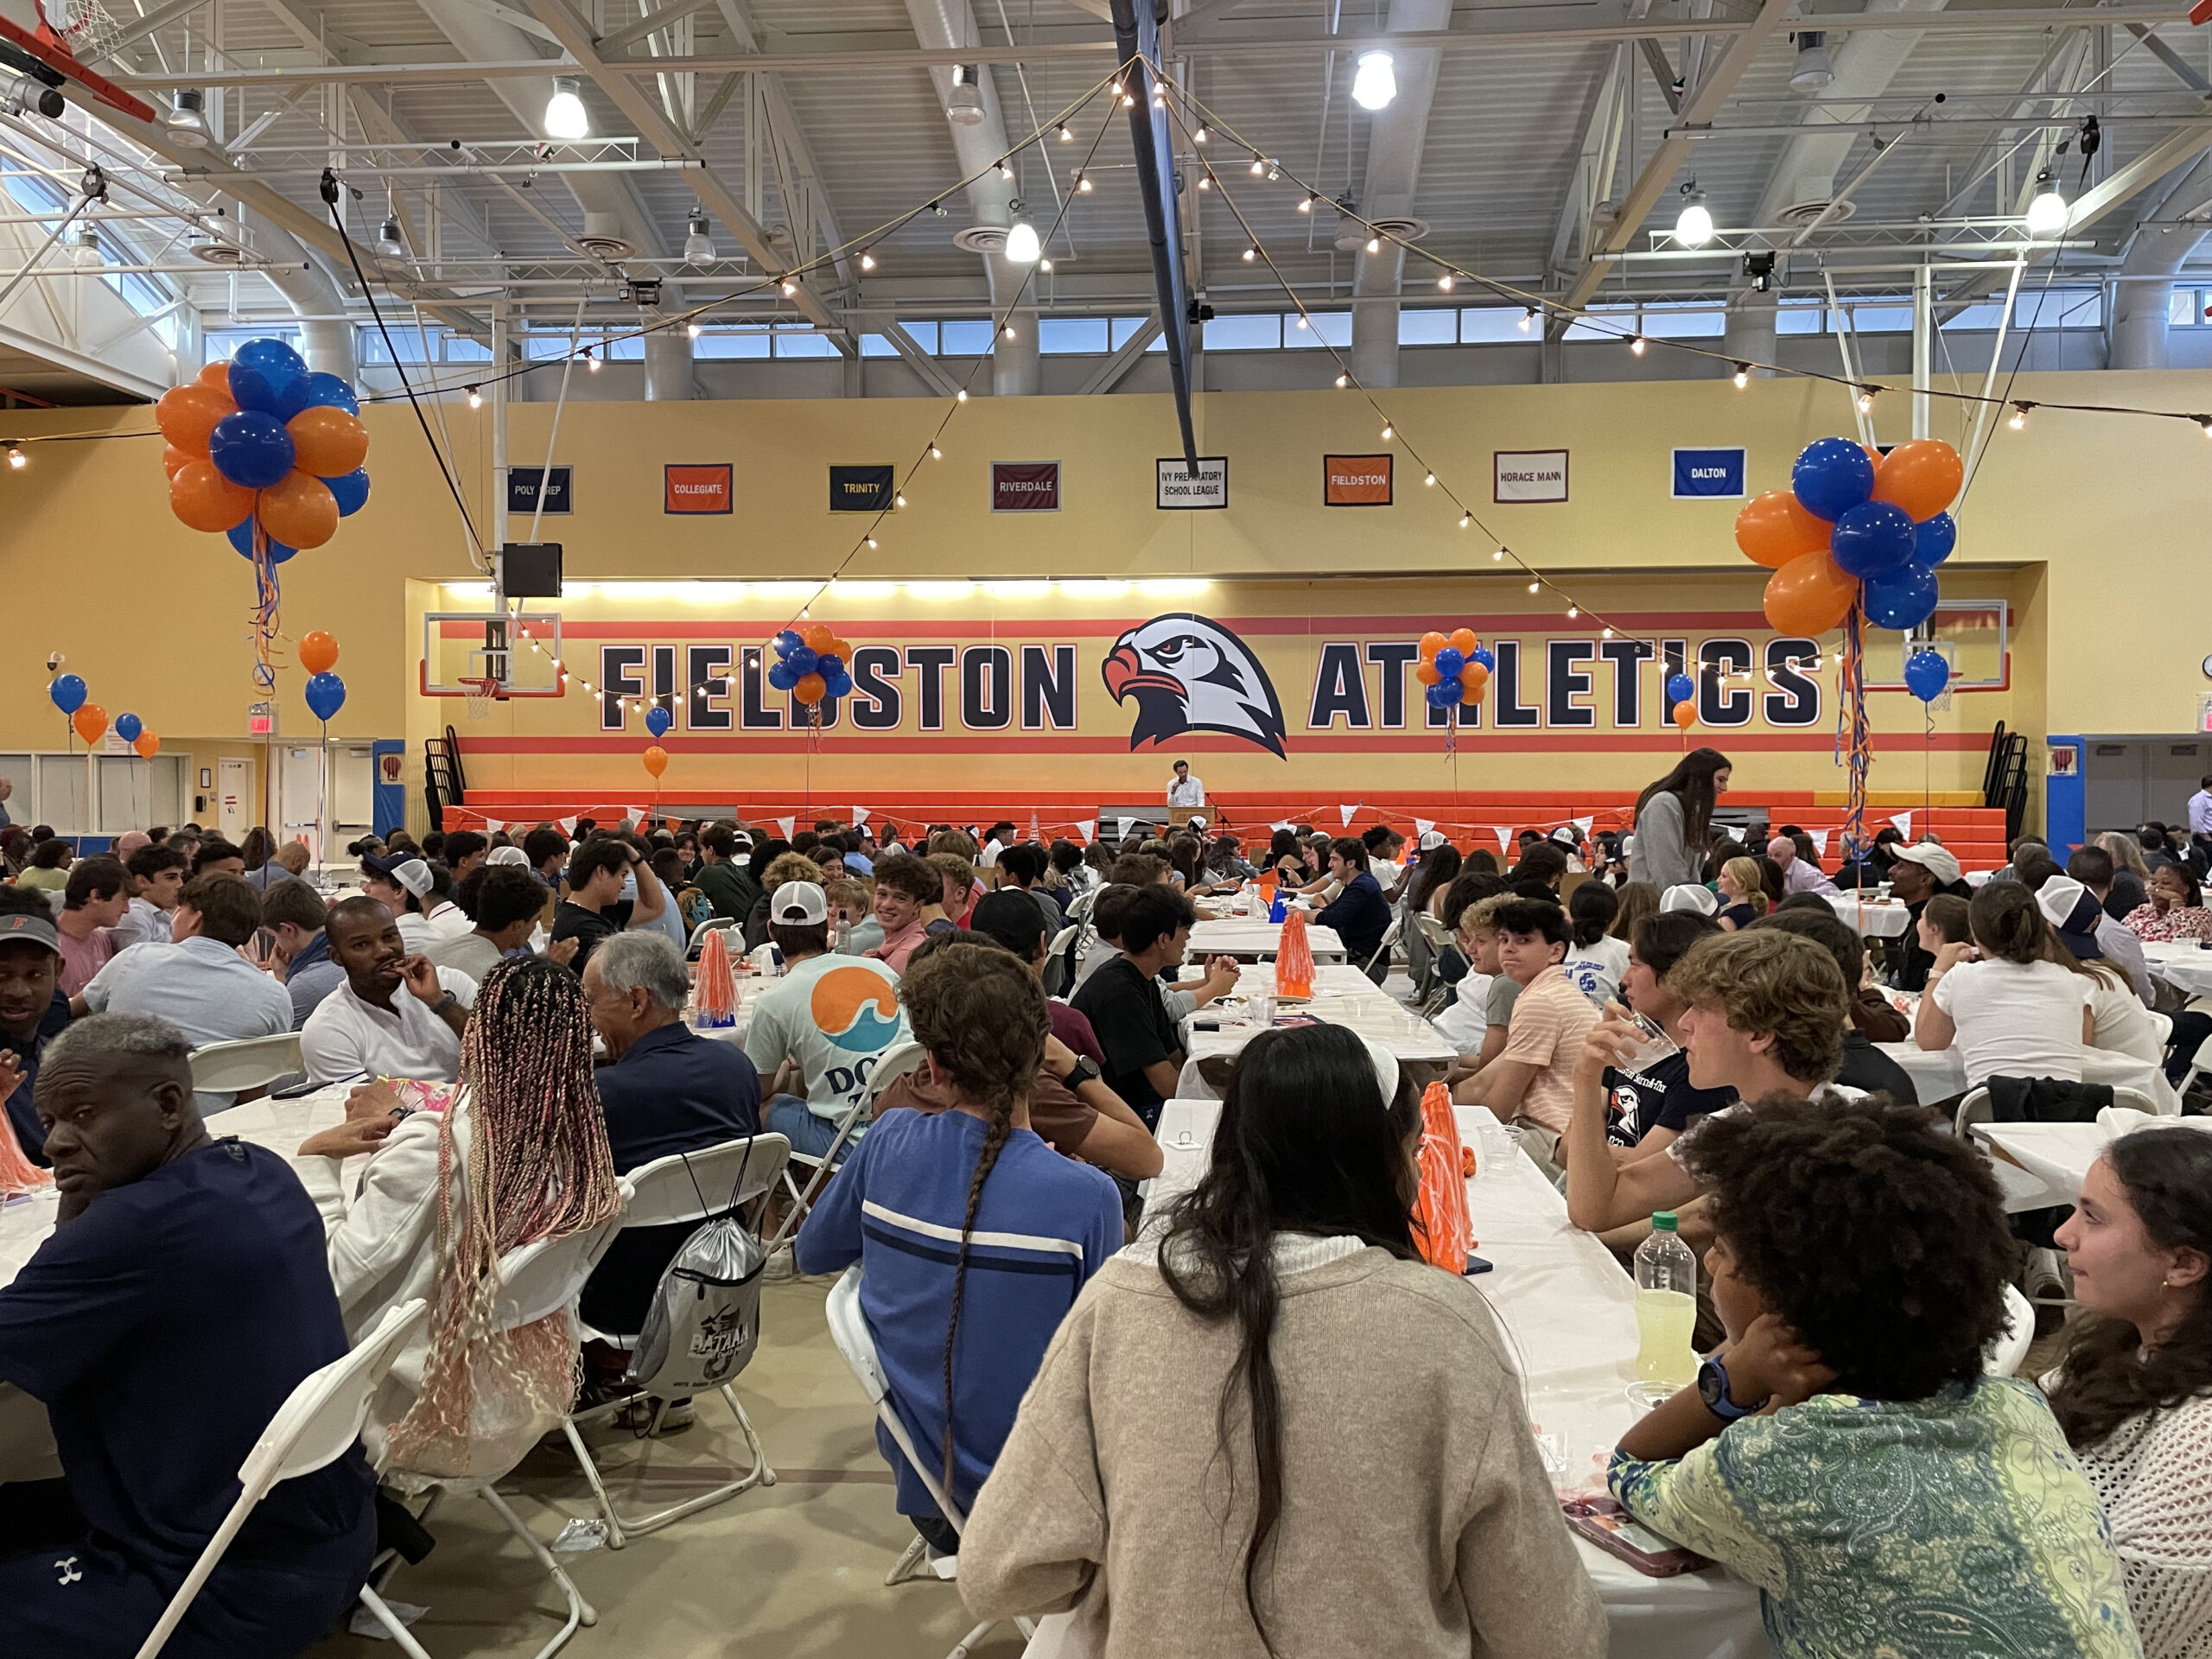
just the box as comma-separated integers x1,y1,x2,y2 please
1560,0,1797,315
600,0,721,55
715,0,850,289
1077,315,1160,393
2125,22,2211,94
2062,115,2212,231
83,0,213,65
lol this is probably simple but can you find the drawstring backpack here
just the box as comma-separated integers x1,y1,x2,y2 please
625,1139,769,1396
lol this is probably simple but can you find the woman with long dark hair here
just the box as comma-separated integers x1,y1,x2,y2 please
1405,842,1463,920
1627,747,1732,891
2049,1128,2212,1657
960,1023,1602,1655
1915,880,2094,1090
796,944,1122,1556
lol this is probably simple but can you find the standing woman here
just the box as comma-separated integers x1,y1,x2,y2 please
2048,1128,2212,1658
958,1023,1605,1656
1628,747,1732,891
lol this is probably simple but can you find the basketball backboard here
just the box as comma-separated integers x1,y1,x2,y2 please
421,610,566,697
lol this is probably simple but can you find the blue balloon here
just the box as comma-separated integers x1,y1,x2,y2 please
1790,436,1877,523
785,645,818,677
1904,647,1952,702
1863,564,1942,632
1665,672,1696,706
48,674,86,715
325,468,371,518
772,630,803,658
1829,499,1917,580
208,409,296,489
281,371,358,422
766,660,798,692
816,652,844,679
224,519,298,563
645,705,671,738
226,338,309,416
1433,646,1465,677
1426,681,1460,709
1471,647,1496,672
823,667,853,698
114,712,143,743
1913,511,1956,569
303,671,346,722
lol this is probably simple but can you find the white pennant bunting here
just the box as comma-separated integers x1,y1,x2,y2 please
1116,817,1135,842
1077,819,1096,844
852,806,870,826
1810,829,1830,858
557,817,578,836
776,816,795,839
1338,804,1358,828
1891,810,1915,840
1271,819,1294,832
1573,816,1594,838
1414,817,1435,837
1496,827,1516,855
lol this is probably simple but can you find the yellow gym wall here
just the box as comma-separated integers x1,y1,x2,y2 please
1,366,2196,812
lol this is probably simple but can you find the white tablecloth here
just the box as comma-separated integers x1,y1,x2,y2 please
1187,918,1347,961
1177,964,1457,1096
1820,893,1913,938
2142,942,2212,1000
1976,1111,2212,1208
1880,1042,2177,1115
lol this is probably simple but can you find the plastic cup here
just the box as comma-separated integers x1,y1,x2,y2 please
1249,994,1275,1028
1612,1010,1680,1073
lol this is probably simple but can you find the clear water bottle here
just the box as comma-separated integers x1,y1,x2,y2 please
1633,1212,1699,1391
834,914,854,954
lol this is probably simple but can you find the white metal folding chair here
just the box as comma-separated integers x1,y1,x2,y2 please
188,1032,305,1097
134,1299,429,1659
826,1268,1034,1659
376,1198,630,1659
685,915,736,958
2179,1032,2212,1102
1985,1283,2035,1376
1360,913,1404,984
766,1042,926,1251
561,1135,791,1547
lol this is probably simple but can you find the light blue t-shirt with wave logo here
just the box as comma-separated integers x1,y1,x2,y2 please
744,951,911,1123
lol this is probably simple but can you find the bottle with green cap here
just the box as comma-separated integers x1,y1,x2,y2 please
1633,1211,1699,1391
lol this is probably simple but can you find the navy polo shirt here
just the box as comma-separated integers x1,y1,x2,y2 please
3,988,73,1166
1317,869,1393,965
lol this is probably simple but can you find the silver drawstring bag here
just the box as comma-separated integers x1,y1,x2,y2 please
624,1140,768,1395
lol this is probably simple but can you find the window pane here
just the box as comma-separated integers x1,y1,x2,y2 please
1777,302,1826,335
1561,304,1636,341
695,331,770,359
774,327,838,358
605,334,645,359
1038,316,1109,353
2172,287,2200,327
2017,289,2100,329
1461,307,1536,342
939,319,996,356
1844,302,1913,333
443,335,492,361
894,320,938,352
1282,310,1350,348
1109,315,1151,349
1641,304,1725,338
1941,302,2007,332
859,332,900,357
1396,308,1457,346
524,334,588,360
1203,313,1279,351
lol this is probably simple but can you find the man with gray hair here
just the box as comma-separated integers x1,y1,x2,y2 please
0,1013,375,1652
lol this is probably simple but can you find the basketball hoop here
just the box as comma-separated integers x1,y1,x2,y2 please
44,0,126,61
461,677,502,721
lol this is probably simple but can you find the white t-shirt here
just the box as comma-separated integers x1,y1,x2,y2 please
300,966,480,1084
1931,957,2093,1088
1167,775,1205,808
1560,935,1630,1009
744,951,910,1122
2085,971,2169,1065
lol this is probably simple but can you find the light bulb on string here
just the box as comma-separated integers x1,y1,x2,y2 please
1381,423,1393,440
895,493,908,506
584,347,599,372
1294,315,1307,329
687,322,702,339
866,537,879,549
2199,416,2212,438
1567,605,1579,619
1075,173,1092,193
1242,245,1256,262
1039,257,1054,272
997,157,1014,180
1334,373,1349,388
1492,547,1504,561
1630,335,1645,356
780,279,798,296
1250,153,1265,175
2009,403,2029,429
1002,323,1017,340
1528,581,1540,593
1857,385,1878,414
1193,124,1208,143
859,249,877,270
1732,363,1750,389
4,442,24,470
1602,626,1615,639
931,444,944,458
1056,123,1072,142
1437,272,1454,291
465,385,482,408
1423,472,1435,486
1298,194,1314,213
1458,513,1471,529
1519,308,1535,332
956,388,968,403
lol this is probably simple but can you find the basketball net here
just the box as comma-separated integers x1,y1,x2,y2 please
462,677,500,722
43,0,126,61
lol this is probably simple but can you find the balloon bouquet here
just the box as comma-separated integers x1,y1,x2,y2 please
156,340,372,693
767,624,856,725
1414,627,1492,747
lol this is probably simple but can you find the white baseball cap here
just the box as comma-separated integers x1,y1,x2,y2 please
1892,841,1963,887
485,845,530,868
771,880,829,926
1661,883,1719,916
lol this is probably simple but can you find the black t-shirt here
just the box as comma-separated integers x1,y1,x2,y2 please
550,899,618,971
1836,1031,1918,1105
1602,1050,1734,1147
1070,954,1180,1131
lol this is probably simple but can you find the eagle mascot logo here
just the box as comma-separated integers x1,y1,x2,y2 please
1102,613,1289,758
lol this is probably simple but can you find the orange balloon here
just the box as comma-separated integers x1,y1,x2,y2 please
297,630,340,675
1764,550,1859,636
1460,662,1489,695
162,444,194,480
1673,701,1699,730
1414,661,1443,686
169,459,255,532
286,406,368,478
1418,630,1448,661
641,745,668,779
1447,627,1478,657
73,703,107,745
1872,438,1964,522
257,470,340,550
133,731,161,760
1734,489,1833,569
197,359,234,391
794,671,828,704
800,622,836,655
1863,445,1884,473
154,383,234,457
830,639,855,663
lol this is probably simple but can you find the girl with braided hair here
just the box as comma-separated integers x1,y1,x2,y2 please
796,942,1121,1555
298,956,624,1471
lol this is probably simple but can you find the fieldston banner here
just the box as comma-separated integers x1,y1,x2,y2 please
664,464,733,513
1325,454,1392,505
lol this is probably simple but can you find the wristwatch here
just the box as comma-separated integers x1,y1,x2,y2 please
1697,1355,1766,1421
1064,1054,1102,1089
430,991,461,1016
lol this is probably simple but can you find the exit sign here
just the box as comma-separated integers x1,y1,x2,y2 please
248,701,274,737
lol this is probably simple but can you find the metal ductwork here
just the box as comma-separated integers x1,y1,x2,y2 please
240,207,354,378
1347,0,1455,389
905,0,1039,396
2112,156,2212,371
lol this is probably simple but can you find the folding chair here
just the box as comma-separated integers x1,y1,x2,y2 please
134,1298,429,1659
2179,1032,2212,1103
766,1042,926,1251
1361,913,1404,986
376,1199,630,1659
685,916,737,959
188,1032,305,1098
1985,1282,2035,1376
825,1268,1035,1659
561,1135,791,1547
1044,923,1082,996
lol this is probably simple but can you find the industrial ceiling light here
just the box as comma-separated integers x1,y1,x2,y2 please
683,210,714,262
1789,32,1834,93
2025,168,2068,237
166,88,208,147
947,65,984,126
544,77,588,140
375,215,405,257
1351,49,1398,111
1674,182,1713,247
1004,215,1041,264
1744,251,1776,292
2,74,63,119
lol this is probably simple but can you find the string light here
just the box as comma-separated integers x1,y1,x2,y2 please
1334,372,1350,387
866,536,879,549
1294,315,1307,329
1629,335,1645,356
1528,580,1540,593
956,388,968,403
1458,513,1471,529
1242,245,1256,262
1381,423,1393,439
1057,123,1071,142
1197,175,1210,190
931,444,943,458
1122,91,1135,107
1298,194,1314,213
1075,172,1091,193
2009,403,2029,429
1567,604,1580,618
2198,416,2212,438
3,442,22,470
1732,363,1750,389
1193,124,1208,143
464,385,482,407
584,347,599,372
1857,385,1878,414
1423,472,1435,486
859,250,877,270
780,279,798,296
1603,626,1615,638
1249,153,1266,175
1003,323,1017,340
1492,547,1504,560
895,492,908,506
1364,236,1381,255
997,158,1014,179
1436,272,1454,291
1519,308,1535,332
1039,257,1054,272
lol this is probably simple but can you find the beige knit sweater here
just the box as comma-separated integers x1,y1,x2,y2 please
957,1238,1606,1658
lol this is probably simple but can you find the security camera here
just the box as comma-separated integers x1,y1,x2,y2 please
46,652,65,672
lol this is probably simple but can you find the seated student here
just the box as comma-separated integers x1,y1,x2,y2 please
2048,1128,2212,1659
1560,880,1630,1007
1071,884,1205,1132
863,852,945,975
1452,899,1599,1160
824,876,882,956
295,958,624,1462
552,836,669,973
2126,861,2212,944
425,865,550,981
959,1023,1605,1656
1313,837,1393,975
186,837,245,880
1609,1097,2140,1659
1747,910,1920,1100
1916,892,1971,963
244,840,312,892
798,944,1123,1557
1442,894,1516,1078
1564,928,1853,1235
438,830,487,880
995,842,1064,938
521,825,571,893
2063,847,2158,1005
745,880,909,1159
0,1014,376,1656
74,875,292,1072
1713,855,1768,932
1886,841,1973,991
1597,909,1729,1155
741,851,828,953
577,931,762,1341
299,895,478,1085
1916,881,2094,1095
1070,880,1139,992
692,827,761,924
0,887,72,1162
110,844,188,951
257,877,346,1029
53,855,127,998
1764,834,1838,898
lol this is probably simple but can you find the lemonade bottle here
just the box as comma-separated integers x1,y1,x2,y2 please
1632,1212,1699,1389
